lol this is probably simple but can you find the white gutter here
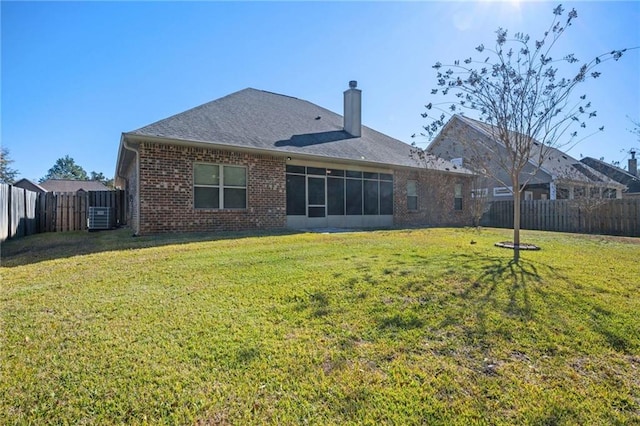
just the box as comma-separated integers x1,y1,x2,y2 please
117,135,140,235
122,133,474,177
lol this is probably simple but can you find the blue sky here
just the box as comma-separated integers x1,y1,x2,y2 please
2,1,639,182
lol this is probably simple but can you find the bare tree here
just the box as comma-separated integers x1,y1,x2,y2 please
627,117,640,175
628,116,640,145
416,4,634,262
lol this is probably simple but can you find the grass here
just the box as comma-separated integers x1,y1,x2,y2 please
1,227,639,425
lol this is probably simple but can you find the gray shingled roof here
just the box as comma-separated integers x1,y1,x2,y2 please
125,88,469,174
40,179,110,193
13,178,46,193
581,157,640,193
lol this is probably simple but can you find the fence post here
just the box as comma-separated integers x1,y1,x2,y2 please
7,184,11,240
1,184,10,241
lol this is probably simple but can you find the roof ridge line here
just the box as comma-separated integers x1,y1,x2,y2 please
258,89,300,100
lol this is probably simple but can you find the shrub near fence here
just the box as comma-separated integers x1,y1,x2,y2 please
485,199,640,237
1,184,127,241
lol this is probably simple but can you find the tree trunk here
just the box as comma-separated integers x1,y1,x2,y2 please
513,178,521,263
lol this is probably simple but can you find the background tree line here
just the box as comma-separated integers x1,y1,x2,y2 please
0,150,113,188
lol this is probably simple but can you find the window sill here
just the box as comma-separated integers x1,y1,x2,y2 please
194,208,248,212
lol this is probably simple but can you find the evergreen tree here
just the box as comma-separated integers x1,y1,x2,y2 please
0,147,20,184
40,155,89,182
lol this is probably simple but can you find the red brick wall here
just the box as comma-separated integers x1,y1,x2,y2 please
393,169,473,227
130,141,472,234
137,143,286,234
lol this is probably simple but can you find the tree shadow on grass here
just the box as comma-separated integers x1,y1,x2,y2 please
466,256,540,320
289,290,332,318
450,254,637,356
430,255,542,358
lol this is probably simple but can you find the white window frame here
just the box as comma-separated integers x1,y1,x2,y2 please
471,188,488,198
407,180,418,211
493,186,513,197
194,163,247,210
454,183,463,211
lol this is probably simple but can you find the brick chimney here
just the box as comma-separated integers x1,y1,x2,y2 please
343,80,361,137
630,151,638,176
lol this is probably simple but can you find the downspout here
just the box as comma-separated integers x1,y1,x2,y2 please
120,137,141,236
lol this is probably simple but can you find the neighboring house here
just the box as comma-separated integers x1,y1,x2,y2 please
427,114,625,201
580,153,640,198
39,179,110,193
115,82,475,235
13,178,46,193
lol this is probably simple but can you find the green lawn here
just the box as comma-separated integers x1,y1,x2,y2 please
1,227,639,425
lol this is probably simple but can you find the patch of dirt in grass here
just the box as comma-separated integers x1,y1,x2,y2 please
589,235,640,245
195,411,229,426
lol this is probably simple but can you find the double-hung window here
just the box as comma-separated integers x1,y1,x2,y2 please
454,183,463,211
407,180,418,211
194,164,247,209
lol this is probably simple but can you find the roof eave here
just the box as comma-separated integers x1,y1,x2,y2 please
121,133,475,176
115,133,138,179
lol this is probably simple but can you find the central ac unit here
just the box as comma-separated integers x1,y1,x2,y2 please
88,207,113,231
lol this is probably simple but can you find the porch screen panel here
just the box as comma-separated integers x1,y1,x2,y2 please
346,179,363,215
286,174,306,215
363,180,379,215
287,166,393,217
307,177,325,217
380,181,393,215
327,177,345,215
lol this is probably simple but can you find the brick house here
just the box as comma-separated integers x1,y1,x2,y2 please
427,114,625,201
115,82,475,235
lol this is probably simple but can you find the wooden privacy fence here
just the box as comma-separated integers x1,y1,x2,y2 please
1,184,38,241
37,190,127,233
1,184,127,241
485,199,640,237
